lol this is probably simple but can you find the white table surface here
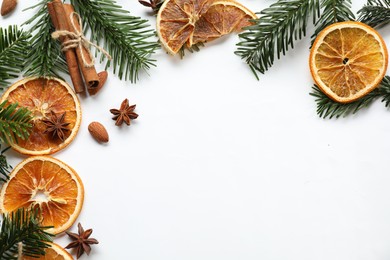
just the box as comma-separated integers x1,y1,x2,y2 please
2,0,390,259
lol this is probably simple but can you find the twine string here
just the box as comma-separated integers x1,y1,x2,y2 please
52,12,112,68
17,242,23,260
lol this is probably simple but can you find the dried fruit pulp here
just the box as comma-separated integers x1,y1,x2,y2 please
157,0,256,54
23,243,73,260
192,1,256,45
0,77,81,155
310,21,388,103
0,156,84,234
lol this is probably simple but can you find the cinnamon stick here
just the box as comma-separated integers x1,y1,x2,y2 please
63,4,100,91
47,0,85,94
88,71,108,95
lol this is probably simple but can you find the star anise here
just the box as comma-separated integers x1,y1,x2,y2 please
138,0,163,12
42,111,70,141
65,223,99,259
110,98,138,126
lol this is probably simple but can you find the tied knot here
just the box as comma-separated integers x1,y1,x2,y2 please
52,12,112,68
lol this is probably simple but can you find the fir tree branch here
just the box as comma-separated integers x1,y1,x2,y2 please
0,208,53,260
310,76,390,119
0,101,32,144
358,0,390,28
178,43,205,58
70,0,159,83
22,0,68,78
376,75,390,106
235,0,320,79
312,0,355,41
0,145,12,183
0,26,30,89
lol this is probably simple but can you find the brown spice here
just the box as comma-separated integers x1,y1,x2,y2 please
63,4,100,90
47,0,85,94
110,98,138,126
1,0,17,16
88,71,108,96
42,111,70,142
66,223,99,259
138,0,162,13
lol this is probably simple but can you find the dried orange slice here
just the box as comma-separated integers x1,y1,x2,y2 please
310,21,388,103
23,243,73,260
0,77,81,155
192,0,257,46
157,0,211,54
0,156,84,234
157,0,256,54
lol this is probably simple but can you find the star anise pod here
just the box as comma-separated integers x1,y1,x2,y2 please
110,98,138,126
42,111,70,141
66,223,99,259
138,0,163,13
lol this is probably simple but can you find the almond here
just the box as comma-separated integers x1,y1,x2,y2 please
1,0,17,16
88,122,109,143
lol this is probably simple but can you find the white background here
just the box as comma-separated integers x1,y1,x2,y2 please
2,0,390,259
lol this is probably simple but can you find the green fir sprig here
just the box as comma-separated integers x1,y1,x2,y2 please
0,145,12,183
309,0,390,119
70,0,159,83
312,0,355,42
235,0,320,79
310,76,390,119
23,0,68,78
0,26,30,89
0,101,32,144
0,208,53,260
178,43,205,58
358,0,390,28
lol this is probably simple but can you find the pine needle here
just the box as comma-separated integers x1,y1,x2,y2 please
0,26,30,89
311,0,355,42
178,43,205,58
70,0,159,83
235,0,320,79
0,101,32,144
22,0,68,78
0,208,53,260
358,0,390,28
377,76,390,107
0,145,11,183
310,76,390,119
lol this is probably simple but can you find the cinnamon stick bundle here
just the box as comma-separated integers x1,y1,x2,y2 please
64,4,99,92
47,0,85,94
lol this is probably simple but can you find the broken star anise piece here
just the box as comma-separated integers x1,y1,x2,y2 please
110,98,138,126
42,111,70,141
66,223,99,259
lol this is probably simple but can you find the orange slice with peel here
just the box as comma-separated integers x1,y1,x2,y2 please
23,243,73,260
192,0,257,46
0,156,84,234
0,77,81,155
157,0,256,54
157,0,211,54
310,21,388,103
